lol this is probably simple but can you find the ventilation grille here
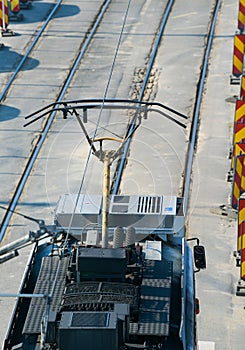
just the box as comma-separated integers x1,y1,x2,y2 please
110,195,176,216
137,196,162,214
110,195,163,214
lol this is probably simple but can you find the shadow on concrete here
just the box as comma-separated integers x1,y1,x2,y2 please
9,3,81,25
0,45,39,72
0,104,20,121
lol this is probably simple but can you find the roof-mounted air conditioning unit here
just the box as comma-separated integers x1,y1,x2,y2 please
108,195,176,230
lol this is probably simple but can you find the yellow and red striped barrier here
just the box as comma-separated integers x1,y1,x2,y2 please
235,100,245,121
232,122,245,167
233,2,245,294
232,140,245,169
240,76,245,98
240,221,245,280
238,197,245,252
232,154,245,208
232,34,245,77
0,0,8,31
231,102,245,168
10,0,20,13
233,120,245,146
238,0,245,30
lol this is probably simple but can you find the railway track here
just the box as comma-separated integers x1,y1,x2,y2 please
0,0,64,103
0,0,110,227
0,0,174,241
0,0,219,240
0,0,233,347
0,0,113,240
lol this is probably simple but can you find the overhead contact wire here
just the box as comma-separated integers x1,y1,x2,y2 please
62,0,133,248
112,0,175,195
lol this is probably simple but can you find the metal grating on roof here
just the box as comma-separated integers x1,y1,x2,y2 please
65,281,135,296
71,312,108,327
132,260,172,336
130,322,169,336
23,256,69,335
61,282,136,312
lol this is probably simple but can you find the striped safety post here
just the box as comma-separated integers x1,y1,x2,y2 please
232,140,245,169
237,219,245,295
230,102,245,169
240,76,245,98
230,120,245,170
235,100,245,120
0,0,13,35
233,120,245,145
10,0,20,14
240,220,245,280
238,0,245,31
9,0,23,21
231,119,245,169
238,196,245,253
0,0,8,32
232,154,245,209
232,34,245,77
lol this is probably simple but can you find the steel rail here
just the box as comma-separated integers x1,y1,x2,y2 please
0,0,63,103
0,0,112,241
112,0,175,195
182,0,221,215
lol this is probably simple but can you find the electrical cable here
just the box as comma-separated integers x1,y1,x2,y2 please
62,0,133,252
